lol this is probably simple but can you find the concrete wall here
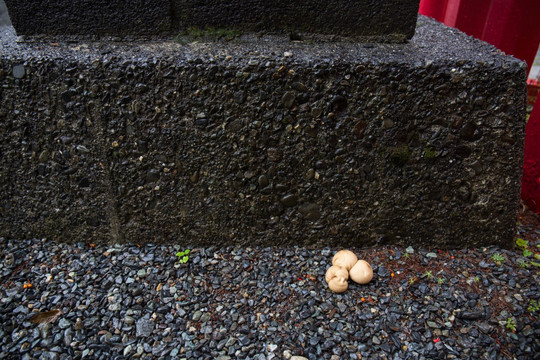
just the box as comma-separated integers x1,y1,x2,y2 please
0,17,526,247
0,0,10,27
3,0,419,41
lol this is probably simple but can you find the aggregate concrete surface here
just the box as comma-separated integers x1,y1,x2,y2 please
0,16,526,248
0,0,10,27
3,0,420,41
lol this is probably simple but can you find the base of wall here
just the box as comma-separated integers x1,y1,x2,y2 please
0,17,526,247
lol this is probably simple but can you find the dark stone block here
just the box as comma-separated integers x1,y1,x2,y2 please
172,0,420,41
0,0,10,27
0,17,526,247
0,63,114,242
4,0,170,36
3,0,420,42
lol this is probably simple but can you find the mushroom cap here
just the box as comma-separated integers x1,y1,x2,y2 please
325,265,349,284
332,250,358,271
327,277,348,293
349,260,373,284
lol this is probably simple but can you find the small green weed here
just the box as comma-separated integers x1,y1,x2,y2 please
474,276,480,283
424,147,437,159
516,238,534,257
408,277,416,285
175,249,191,264
424,270,433,279
403,252,410,259
491,253,505,264
388,145,410,166
528,300,540,314
518,260,530,268
437,277,445,285
515,238,540,259
516,238,528,248
506,317,516,332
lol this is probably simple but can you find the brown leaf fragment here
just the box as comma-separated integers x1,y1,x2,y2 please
29,309,62,325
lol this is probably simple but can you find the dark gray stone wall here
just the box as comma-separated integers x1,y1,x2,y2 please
172,0,419,41
0,18,526,248
4,0,420,41
0,0,10,27
4,0,171,37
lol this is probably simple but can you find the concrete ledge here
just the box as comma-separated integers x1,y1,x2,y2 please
4,0,420,41
4,0,171,36
0,17,526,247
172,0,420,41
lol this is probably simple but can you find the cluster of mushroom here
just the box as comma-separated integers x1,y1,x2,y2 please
325,250,373,293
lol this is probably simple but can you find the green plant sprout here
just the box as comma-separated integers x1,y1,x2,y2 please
506,317,516,332
389,145,410,166
176,249,191,264
403,252,410,259
491,253,505,264
515,238,539,258
516,238,528,248
424,270,433,279
408,277,416,285
516,238,533,257
474,276,481,283
518,260,530,268
527,300,540,314
424,147,437,159
437,277,445,285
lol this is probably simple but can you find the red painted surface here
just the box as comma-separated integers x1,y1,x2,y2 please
529,79,540,106
418,0,448,22
419,0,540,71
451,0,491,39
419,0,540,212
523,95,540,213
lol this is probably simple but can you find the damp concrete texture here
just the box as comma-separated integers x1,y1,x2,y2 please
0,0,10,27
4,0,420,42
0,12,526,248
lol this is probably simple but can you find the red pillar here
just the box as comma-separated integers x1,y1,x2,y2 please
418,0,448,22
419,0,540,72
419,0,540,212
451,0,492,39
481,0,540,72
522,95,540,213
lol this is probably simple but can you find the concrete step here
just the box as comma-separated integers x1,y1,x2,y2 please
4,0,419,41
0,17,526,247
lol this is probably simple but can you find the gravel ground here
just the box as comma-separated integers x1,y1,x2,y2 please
1,210,539,360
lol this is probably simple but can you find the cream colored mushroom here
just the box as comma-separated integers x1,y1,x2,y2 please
332,250,358,271
349,260,373,284
325,265,349,283
325,265,349,293
327,276,348,293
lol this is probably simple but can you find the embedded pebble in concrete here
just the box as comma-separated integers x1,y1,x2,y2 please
12,64,24,78
0,221,539,359
0,16,525,249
